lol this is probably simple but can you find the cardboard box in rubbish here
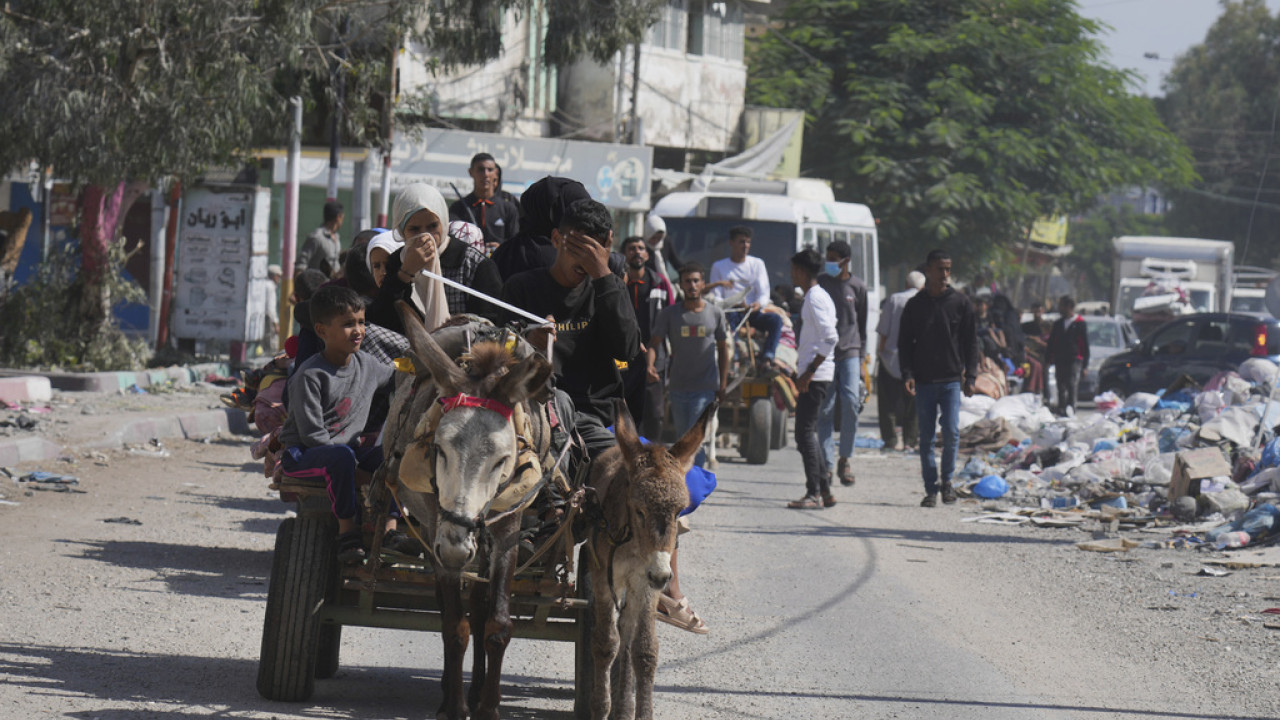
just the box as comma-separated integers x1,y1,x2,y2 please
1170,448,1232,501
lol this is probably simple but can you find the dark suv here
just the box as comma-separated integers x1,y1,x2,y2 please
1097,313,1280,396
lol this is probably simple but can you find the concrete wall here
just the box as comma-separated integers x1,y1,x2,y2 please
401,9,556,137
557,45,746,153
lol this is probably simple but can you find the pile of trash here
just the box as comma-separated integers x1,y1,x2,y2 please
952,358,1280,550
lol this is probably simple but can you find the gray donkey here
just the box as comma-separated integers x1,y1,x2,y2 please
380,304,554,720
585,399,716,720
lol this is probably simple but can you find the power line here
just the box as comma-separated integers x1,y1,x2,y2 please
1242,85,1280,263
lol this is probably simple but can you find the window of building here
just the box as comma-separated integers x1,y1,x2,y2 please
646,0,688,52
687,1,744,62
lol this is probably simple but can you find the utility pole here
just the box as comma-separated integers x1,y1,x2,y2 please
280,97,302,347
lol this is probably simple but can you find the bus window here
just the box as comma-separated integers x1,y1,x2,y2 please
803,227,814,250
816,228,832,253
843,232,865,280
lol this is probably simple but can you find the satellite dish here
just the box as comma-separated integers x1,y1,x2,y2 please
1264,276,1280,318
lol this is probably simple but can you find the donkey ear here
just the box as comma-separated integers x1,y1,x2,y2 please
493,352,553,407
670,400,717,470
613,398,644,460
397,300,466,393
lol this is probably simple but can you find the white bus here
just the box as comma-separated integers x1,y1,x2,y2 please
651,177,882,368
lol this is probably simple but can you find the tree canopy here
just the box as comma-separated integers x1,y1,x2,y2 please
0,0,416,187
1159,0,1280,267
747,0,1195,265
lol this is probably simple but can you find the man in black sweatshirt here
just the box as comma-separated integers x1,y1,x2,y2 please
897,249,980,507
501,198,641,459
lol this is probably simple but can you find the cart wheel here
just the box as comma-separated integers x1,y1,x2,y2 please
257,514,336,701
770,406,788,450
573,547,595,720
743,398,771,465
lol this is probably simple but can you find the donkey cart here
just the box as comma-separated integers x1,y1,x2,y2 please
714,370,789,466
256,481,596,719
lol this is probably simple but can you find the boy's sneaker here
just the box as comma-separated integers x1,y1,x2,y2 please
941,482,957,504
821,493,837,508
920,493,938,508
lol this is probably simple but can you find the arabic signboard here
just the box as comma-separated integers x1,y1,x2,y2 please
1030,215,1068,247
172,185,272,342
270,130,653,211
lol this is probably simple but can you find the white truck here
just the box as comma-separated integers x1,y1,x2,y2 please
1111,236,1234,335
1230,265,1278,315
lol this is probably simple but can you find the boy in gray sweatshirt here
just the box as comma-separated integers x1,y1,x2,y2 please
278,286,400,562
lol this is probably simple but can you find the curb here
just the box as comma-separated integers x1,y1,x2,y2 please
0,408,250,466
0,363,232,394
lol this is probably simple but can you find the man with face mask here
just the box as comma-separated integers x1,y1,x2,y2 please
815,240,868,487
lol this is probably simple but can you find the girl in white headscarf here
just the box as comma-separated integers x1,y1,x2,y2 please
364,230,403,288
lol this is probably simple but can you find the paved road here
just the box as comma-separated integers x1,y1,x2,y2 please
0,404,1275,719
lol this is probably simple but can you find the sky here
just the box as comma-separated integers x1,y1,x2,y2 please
1080,0,1280,96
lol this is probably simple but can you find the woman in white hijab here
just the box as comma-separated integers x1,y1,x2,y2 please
391,183,453,331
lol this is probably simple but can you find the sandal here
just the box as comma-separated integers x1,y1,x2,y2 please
657,594,710,635
337,530,366,564
787,495,823,510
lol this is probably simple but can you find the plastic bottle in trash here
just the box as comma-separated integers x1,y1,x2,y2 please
1214,531,1251,550
1041,496,1080,509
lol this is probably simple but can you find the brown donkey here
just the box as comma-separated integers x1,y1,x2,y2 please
585,400,716,720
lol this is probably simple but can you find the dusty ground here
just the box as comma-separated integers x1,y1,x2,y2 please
0,390,1277,719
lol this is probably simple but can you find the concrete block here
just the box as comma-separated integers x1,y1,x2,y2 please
114,417,184,446
177,409,249,438
0,437,62,465
0,376,53,403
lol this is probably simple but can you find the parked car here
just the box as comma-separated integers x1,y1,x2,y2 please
1079,316,1140,398
1097,313,1280,396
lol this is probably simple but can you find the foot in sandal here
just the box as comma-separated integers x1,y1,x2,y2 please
657,593,710,635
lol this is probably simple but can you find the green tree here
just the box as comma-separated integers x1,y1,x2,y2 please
1159,0,1280,266
0,0,414,366
747,0,1195,266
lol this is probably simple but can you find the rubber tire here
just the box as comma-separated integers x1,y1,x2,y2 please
573,547,595,720
770,406,788,450
743,397,772,465
257,514,336,701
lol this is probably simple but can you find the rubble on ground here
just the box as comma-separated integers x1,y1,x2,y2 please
952,358,1280,553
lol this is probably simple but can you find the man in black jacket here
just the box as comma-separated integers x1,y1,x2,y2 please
898,249,980,507
501,198,641,459
1047,295,1090,417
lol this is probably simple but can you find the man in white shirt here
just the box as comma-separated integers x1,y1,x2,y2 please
786,249,840,510
706,226,784,373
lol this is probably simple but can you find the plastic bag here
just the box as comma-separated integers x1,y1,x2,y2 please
1239,358,1279,386
973,474,1009,498
1093,391,1121,412
1123,392,1161,413
1140,453,1175,486
1194,391,1226,422
1158,426,1192,453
